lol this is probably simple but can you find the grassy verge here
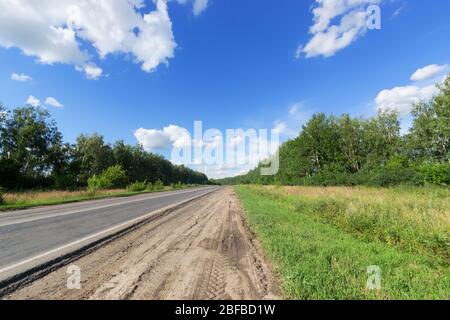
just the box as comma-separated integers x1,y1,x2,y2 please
235,185,450,300
0,185,200,212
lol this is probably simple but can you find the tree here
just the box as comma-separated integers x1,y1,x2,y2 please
338,114,364,173
0,104,6,132
75,133,114,183
0,106,65,188
0,103,7,156
276,138,305,184
362,111,401,168
408,76,450,163
113,140,135,181
297,113,341,175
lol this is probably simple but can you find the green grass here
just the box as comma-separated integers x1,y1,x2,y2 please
0,185,199,212
235,185,450,300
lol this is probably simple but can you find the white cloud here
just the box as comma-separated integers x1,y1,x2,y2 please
375,85,438,115
193,0,209,16
135,128,170,150
192,163,258,180
11,73,32,82
163,125,193,148
26,95,40,107
175,0,210,16
0,0,176,79
82,64,103,80
410,64,448,82
375,63,448,115
45,97,64,108
134,125,192,151
298,0,379,58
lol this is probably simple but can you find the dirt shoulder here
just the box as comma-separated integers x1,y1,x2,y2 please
6,187,280,300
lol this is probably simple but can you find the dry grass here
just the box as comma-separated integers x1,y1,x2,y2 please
4,189,125,204
0,187,174,211
251,185,450,262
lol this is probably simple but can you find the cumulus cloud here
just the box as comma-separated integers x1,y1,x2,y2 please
375,63,448,115
11,73,32,82
26,95,40,107
0,0,176,79
45,97,64,108
298,0,380,58
375,85,438,116
410,64,448,82
134,125,191,151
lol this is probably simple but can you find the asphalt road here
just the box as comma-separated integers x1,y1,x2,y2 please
0,187,219,282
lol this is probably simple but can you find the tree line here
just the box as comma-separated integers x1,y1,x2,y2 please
220,75,450,187
0,106,209,190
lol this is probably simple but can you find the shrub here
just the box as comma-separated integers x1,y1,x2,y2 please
386,155,410,170
54,174,77,190
101,165,128,188
127,181,147,192
368,167,423,187
153,179,165,191
87,174,112,191
171,182,183,189
87,165,127,191
419,163,450,186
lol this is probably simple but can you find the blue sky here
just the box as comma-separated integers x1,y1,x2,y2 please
1,0,449,178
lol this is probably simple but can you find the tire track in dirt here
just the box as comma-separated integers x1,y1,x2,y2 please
5,188,280,300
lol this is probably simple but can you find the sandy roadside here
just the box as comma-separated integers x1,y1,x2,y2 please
5,187,280,300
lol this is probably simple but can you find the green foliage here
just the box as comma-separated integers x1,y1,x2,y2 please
87,174,112,191
372,169,422,187
53,174,77,190
75,133,115,183
87,165,127,191
419,163,450,186
101,165,127,188
127,181,147,192
0,106,65,189
407,76,450,163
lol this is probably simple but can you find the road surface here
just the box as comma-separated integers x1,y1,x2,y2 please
0,187,219,283
4,187,280,300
